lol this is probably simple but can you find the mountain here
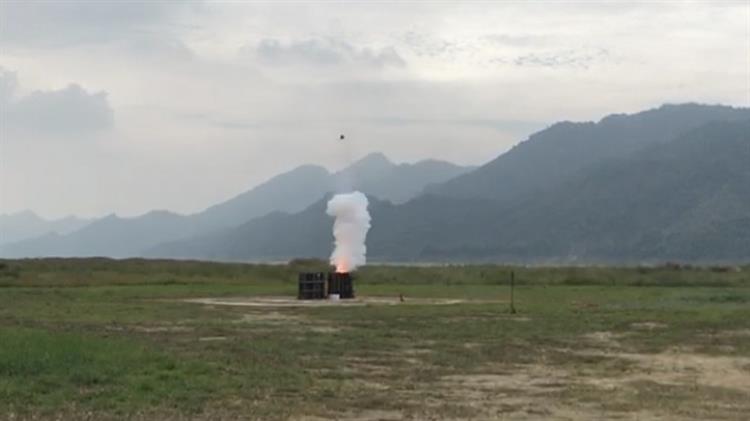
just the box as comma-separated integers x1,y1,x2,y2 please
411,119,750,263
1,211,198,258
428,103,750,204
335,152,395,189
0,211,92,245
148,114,750,264
0,155,472,258
496,120,750,262
148,201,334,261
354,158,474,204
7,103,747,261
191,164,333,233
146,194,500,262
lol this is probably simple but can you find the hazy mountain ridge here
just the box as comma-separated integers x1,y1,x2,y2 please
146,194,490,261
459,120,750,262
190,164,334,233
0,155,472,258
2,211,198,258
428,103,750,204
356,158,475,204
5,103,747,262
375,119,750,263
148,105,750,263
0,211,92,245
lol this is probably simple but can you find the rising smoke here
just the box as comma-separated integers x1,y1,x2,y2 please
326,191,371,272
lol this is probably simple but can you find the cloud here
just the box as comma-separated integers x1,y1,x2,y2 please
372,117,544,133
0,1,195,49
251,38,406,68
2,70,114,135
117,34,195,61
509,48,611,69
1,2,747,218
0,68,19,104
482,33,551,47
400,32,462,59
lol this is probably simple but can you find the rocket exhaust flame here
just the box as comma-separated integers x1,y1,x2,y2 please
326,191,371,273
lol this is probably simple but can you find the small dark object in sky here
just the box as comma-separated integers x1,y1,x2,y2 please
339,134,345,140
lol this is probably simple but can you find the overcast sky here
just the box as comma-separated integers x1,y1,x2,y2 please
1,1,748,219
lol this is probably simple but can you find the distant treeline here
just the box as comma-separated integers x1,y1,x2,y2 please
1,258,747,288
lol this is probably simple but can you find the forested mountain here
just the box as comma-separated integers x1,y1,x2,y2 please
5,103,747,262
411,120,750,263
428,103,750,204
148,112,750,264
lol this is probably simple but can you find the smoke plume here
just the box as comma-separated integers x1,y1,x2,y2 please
326,191,371,272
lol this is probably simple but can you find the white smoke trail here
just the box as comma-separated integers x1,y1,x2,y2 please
326,191,371,272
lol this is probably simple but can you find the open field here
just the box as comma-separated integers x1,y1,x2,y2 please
1,258,749,420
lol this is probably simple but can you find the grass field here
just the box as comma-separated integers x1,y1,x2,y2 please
1,258,749,420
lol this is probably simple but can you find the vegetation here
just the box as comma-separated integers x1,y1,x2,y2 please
1,258,749,419
5,105,749,265
151,110,750,264
2,257,748,288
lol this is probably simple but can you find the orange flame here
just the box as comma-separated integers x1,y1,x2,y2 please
335,261,349,273
334,255,353,273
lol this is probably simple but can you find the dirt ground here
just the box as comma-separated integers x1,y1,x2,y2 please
182,295,479,307
320,333,750,420
182,296,750,420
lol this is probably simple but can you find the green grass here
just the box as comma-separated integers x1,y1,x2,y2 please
0,328,219,414
0,258,748,419
2,257,748,288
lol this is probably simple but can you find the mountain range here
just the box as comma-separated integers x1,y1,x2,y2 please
2,103,748,263
0,154,472,258
0,211,91,245
428,103,750,204
146,103,750,264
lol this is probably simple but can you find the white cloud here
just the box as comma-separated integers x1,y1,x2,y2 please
0,68,19,104
510,47,611,69
253,38,406,69
0,1,194,49
0,1,747,217
1,69,113,136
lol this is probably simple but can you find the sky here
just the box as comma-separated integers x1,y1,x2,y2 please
1,1,748,219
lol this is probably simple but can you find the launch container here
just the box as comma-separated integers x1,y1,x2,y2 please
298,272,326,299
297,272,354,300
327,272,354,299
